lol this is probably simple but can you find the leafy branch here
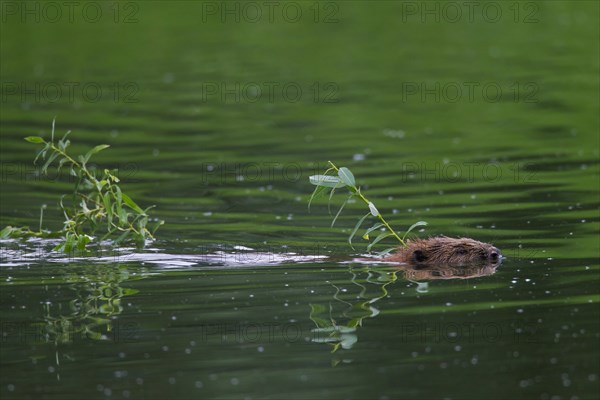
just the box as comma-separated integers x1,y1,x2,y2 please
1,119,163,252
309,161,426,253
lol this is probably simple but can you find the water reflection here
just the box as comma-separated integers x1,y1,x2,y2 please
398,262,500,281
310,261,500,357
41,264,141,344
310,265,397,356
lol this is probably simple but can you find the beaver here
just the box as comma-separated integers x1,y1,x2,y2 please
385,236,502,268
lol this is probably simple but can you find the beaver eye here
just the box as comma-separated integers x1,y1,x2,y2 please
490,252,499,261
413,250,427,263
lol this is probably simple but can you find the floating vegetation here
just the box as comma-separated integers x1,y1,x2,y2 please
1,119,163,252
308,161,426,254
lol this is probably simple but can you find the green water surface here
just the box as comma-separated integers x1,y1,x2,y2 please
1,1,599,399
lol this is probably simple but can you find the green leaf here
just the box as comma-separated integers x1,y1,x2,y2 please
309,303,331,328
308,184,327,211
1,226,15,239
367,232,394,252
53,242,66,252
138,219,147,240
58,131,71,151
114,185,123,205
376,247,397,257
362,223,384,240
151,220,165,234
368,202,379,217
51,117,56,143
337,167,356,187
80,199,90,214
33,144,50,165
118,208,128,225
80,178,94,190
402,221,428,241
142,205,157,214
105,169,120,183
327,186,337,215
57,157,69,173
347,318,364,329
331,195,352,227
84,144,110,164
121,193,145,215
59,139,70,151
56,233,76,253
114,230,130,245
348,212,371,250
309,175,344,188
113,198,123,224
24,136,45,143
102,192,113,226
41,152,59,174
138,216,148,230
76,234,92,251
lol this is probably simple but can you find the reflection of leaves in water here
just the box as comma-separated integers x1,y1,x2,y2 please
310,265,399,354
42,264,143,345
309,261,500,357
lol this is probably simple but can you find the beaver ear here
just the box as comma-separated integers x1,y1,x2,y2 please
413,250,427,263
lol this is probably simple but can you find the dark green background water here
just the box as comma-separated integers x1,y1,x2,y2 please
1,1,599,399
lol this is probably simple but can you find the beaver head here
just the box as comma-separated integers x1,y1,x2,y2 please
386,236,502,268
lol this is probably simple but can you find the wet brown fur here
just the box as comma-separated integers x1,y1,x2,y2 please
385,236,502,268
